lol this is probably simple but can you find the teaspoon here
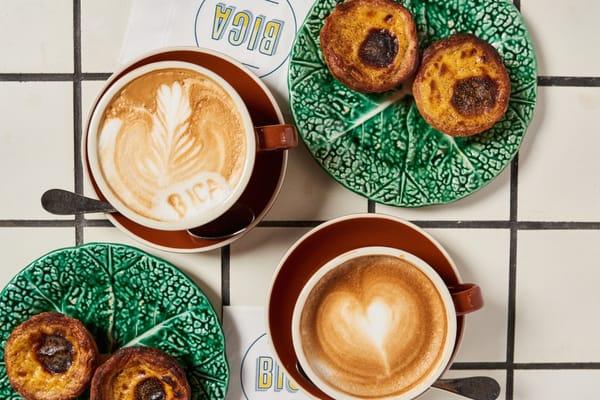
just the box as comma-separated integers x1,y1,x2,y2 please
296,363,500,400
41,189,255,240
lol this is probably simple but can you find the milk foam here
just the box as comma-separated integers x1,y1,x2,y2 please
97,69,247,223
300,255,448,398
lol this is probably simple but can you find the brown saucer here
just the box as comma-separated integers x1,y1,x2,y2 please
83,48,287,252
266,214,466,399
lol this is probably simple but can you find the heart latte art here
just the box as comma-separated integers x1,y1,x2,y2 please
299,255,448,398
97,68,247,223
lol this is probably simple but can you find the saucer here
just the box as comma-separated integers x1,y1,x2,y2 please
0,243,228,399
266,214,466,399
289,0,537,207
84,48,288,253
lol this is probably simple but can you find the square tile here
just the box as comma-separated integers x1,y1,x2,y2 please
0,228,74,287
84,227,222,312
81,0,132,72
230,228,309,306
420,370,506,400
428,229,510,362
265,144,367,221
519,87,600,221
0,0,73,73
514,370,600,400
378,168,510,221
0,82,74,219
515,230,600,362
522,0,600,76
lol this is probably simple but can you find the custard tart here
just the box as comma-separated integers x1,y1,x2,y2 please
320,0,419,93
412,33,511,137
4,312,98,400
90,347,191,400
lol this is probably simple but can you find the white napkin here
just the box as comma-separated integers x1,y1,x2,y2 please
120,0,315,115
223,306,310,399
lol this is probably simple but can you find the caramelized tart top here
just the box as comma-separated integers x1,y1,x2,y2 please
90,347,191,400
4,312,98,400
320,0,419,93
413,33,511,137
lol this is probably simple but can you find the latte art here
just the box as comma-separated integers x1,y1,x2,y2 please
299,255,448,398
97,68,247,222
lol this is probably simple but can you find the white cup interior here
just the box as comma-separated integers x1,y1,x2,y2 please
86,61,256,231
291,246,457,400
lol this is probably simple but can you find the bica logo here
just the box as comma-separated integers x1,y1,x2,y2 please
240,334,305,399
195,0,298,77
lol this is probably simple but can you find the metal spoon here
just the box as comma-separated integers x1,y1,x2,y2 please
41,189,255,240
433,376,501,400
296,363,500,400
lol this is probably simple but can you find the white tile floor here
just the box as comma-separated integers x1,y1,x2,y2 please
428,229,510,363
80,0,131,73
515,230,600,363
518,87,600,221
1,1,599,399
514,370,600,400
0,0,73,73
0,82,74,219
521,0,600,77
0,228,74,287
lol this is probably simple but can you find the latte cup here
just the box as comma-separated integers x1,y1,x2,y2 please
87,60,297,231
291,246,482,400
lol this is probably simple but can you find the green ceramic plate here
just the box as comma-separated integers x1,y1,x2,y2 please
289,0,537,207
0,243,228,399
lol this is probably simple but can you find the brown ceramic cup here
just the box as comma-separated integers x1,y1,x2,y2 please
83,48,293,252
291,246,482,400
87,60,298,231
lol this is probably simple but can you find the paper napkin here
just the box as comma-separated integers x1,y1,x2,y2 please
121,0,315,114
223,306,309,400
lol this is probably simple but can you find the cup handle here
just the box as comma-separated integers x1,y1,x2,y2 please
449,284,484,316
255,125,299,151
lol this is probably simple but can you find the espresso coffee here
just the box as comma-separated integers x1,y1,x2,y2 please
299,255,448,398
97,68,247,223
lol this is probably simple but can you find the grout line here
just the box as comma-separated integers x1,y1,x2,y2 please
73,0,84,245
83,219,114,227
2,218,599,230
514,363,600,370
82,72,112,80
221,246,231,310
414,220,511,229
1,73,600,87
452,362,600,370
0,220,76,228
3,74,600,86
513,0,520,11
451,362,507,370
368,200,376,213
538,76,600,87
518,221,600,230
505,155,519,400
258,220,325,228
0,73,75,81
0,73,112,82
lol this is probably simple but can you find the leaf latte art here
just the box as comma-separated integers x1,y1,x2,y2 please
299,255,448,398
98,68,247,222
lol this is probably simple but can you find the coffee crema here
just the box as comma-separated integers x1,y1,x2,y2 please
299,255,448,398
97,68,247,223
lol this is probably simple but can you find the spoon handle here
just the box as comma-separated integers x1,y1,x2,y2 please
42,189,116,215
433,377,501,400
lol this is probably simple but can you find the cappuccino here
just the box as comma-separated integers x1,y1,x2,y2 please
298,255,448,398
97,68,248,224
